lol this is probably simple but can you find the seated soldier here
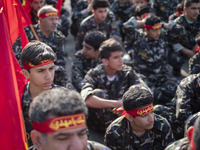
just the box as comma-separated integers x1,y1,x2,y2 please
105,84,175,150
29,88,111,150
75,0,121,51
189,34,200,75
81,38,146,132
20,41,64,146
123,14,180,104
72,31,107,92
165,115,200,150
13,5,71,88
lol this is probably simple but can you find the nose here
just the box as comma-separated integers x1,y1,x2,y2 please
69,136,84,150
45,70,52,80
148,113,154,122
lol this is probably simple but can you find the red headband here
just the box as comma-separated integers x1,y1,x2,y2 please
176,10,183,16
190,135,197,150
118,104,154,117
23,60,54,70
32,113,86,133
39,11,58,19
144,23,162,30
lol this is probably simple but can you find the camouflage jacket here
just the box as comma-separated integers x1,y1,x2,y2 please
29,140,111,150
105,114,175,150
123,17,170,84
75,11,120,51
81,64,145,131
176,74,200,125
174,14,200,51
22,82,59,146
71,50,101,92
150,0,182,22
164,137,189,150
189,50,200,74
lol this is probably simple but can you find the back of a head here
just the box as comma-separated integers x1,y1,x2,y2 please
123,85,153,111
144,14,161,26
20,41,56,67
99,38,123,59
184,0,200,8
191,116,200,149
92,0,110,10
176,2,184,11
84,31,107,51
29,88,88,123
37,5,58,17
135,4,150,17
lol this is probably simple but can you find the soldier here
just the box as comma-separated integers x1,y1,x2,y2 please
171,0,200,76
135,4,150,20
105,84,175,150
165,116,200,150
150,0,182,22
189,34,200,75
81,38,146,132
13,5,72,88
71,31,107,92
168,2,184,22
20,41,60,146
123,14,180,104
75,0,121,51
29,88,111,150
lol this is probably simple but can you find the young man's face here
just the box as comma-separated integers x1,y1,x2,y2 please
184,2,200,21
30,0,45,12
36,127,88,150
130,0,147,6
83,42,99,60
26,63,55,91
131,111,154,130
93,7,108,23
103,51,123,72
40,15,58,34
146,28,161,41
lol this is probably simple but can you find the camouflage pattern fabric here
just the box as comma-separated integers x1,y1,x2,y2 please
189,50,200,74
164,137,189,150
81,64,145,131
75,11,121,51
71,50,101,92
105,114,175,150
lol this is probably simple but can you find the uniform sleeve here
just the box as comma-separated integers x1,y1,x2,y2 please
162,120,175,148
189,51,200,74
76,21,87,51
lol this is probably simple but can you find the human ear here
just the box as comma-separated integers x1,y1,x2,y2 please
22,70,30,79
31,130,43,150
102,58,108,66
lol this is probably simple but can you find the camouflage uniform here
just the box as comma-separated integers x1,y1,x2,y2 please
164,137,189,150
29,140,111,150
150,0,182,22
12,24,72,88
168,13,179,23
76,11,121,51
105,114,175,150
71,50,101,92
189,50,200,74
22,82,59,146
81,64,145,131
123,17,180,104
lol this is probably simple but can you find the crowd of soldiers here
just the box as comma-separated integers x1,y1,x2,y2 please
12,0,200,149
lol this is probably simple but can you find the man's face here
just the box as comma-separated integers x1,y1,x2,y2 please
93,7,108,23
130,0,147,6
39,127,88,150
83,42,99,60
131,111,154,130
40,15,58,34
184,3,200,21
26,63,55,91
103,51,123,72
146,28,161,41
30,0,45,12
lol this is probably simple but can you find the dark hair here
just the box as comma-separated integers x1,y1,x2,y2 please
176,2,184,11
184,0,200,8
92,0,110,10
123,85,153,111
29,88,88,123
192,116,200,149
84,31,107,51
135,4,150,17
99,38,123,59
144,14,161,26
20,41,56,67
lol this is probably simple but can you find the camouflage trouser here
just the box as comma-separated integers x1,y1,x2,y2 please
154,104,184,140
169,50,186,70
87,89,118,132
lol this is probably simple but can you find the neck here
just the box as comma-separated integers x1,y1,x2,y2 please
130,121,146,137
105,67,116,77
29,83,45,100
185,13,194,22
39,24,51,37
94,17,103,24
